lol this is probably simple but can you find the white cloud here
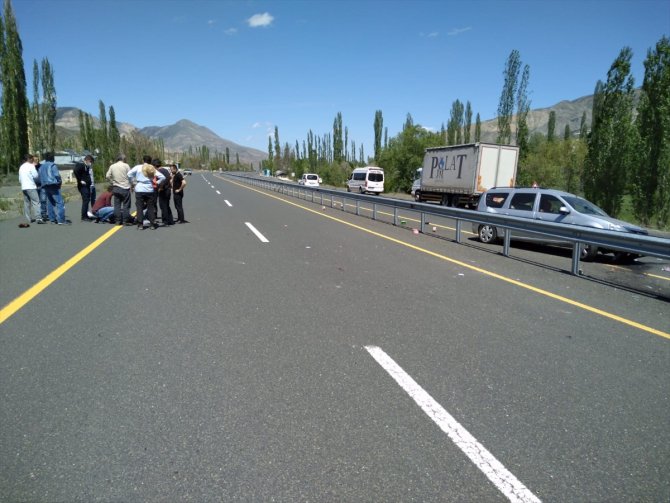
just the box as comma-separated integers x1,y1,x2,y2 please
448,26,472,36
207,19,216,26
224,27,238,35
247,12,274,28
419,31,439,38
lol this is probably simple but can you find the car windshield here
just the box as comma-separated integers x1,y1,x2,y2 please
563,196,609,216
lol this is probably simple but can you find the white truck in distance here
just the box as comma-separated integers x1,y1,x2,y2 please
413,142,519,208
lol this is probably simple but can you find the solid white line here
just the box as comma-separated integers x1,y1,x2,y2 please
216,190,221,195
224,200,232,207
365,346,541,503
245,222,269,243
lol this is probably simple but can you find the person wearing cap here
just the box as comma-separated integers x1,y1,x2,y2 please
106,153,132,225
127,155,164,229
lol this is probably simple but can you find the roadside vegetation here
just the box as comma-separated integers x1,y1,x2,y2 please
0,0,668,229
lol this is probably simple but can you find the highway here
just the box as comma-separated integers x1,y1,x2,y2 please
1,173,669,502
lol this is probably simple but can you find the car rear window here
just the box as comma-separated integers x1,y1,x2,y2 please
485,192,508,208
306,174,318,180
509,193,536,211
368,172,383,182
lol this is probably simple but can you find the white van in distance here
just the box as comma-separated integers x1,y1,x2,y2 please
346,167,384,194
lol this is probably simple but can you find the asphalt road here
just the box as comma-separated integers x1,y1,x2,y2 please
1,174,668,502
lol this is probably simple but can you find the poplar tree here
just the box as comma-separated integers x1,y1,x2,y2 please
273,126,281,170
516,64,531,156
333,112,343,162
40,57,56,151
30,59,42,153
0,0,29,174
267,136,273,169
373,110,383,162
579,111,588,139
584,47,637,216
464,101,472,143
496,49,520,145
474,113,481,142
564,124,571,141
633,36,670,226
547,110,556,142
108,105,120,156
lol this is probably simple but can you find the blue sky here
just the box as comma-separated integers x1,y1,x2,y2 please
13,0,670,157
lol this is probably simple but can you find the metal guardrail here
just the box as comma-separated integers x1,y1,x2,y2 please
223,173,670,275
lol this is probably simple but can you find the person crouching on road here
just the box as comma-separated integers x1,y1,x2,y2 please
90,185,115,223
128,155,164,230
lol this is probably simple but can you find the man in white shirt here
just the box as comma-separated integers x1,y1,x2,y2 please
18,154,44,227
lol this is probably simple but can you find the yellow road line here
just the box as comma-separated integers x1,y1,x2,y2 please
1,223,125,325
645,272,670,281
224,177,670,340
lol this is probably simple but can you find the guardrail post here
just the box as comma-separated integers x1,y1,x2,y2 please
455,219,462,243
503,230,511,257
393,207,398,226
420,212,426,234
373,202,377,221
356,200,360,216
571,243,581,275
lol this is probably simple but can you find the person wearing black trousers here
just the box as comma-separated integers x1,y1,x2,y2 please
171,164,188,223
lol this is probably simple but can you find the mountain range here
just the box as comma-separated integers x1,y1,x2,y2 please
55,93,597,164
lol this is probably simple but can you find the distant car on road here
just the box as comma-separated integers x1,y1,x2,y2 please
298,173,320,187
183,169,193,176
473,187,648,262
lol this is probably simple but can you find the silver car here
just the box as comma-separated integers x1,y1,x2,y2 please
472,187,648,262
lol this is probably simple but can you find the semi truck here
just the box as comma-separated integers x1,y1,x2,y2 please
413,142,519,208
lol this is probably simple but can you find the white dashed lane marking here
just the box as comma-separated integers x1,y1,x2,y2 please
365,345,541,503
245,222,269,243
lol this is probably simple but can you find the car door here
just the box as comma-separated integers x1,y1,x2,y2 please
532,193,573,244
502,191,538,241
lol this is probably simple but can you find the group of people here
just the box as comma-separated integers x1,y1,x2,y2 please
18,152,188,229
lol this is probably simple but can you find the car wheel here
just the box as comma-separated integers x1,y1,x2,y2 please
346,186,351,192
580,244,599,261
478,224,497,244
359,187,365,194
613,251,638,264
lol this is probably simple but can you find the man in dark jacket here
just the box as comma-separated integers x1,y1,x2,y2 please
73,154,95,221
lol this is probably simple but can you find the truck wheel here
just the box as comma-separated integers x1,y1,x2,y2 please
414,191,421,202
580,244,599,261
478,225,497,244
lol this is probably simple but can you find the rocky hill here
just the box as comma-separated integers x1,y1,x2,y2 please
139,119,267,167
55,109,266,166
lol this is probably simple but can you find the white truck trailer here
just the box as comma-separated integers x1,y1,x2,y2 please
414,143,519,207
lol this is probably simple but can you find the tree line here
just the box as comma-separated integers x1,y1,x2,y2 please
1,0,668,227
264,41,668,229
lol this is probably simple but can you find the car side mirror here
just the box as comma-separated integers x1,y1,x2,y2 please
559,206,570,214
